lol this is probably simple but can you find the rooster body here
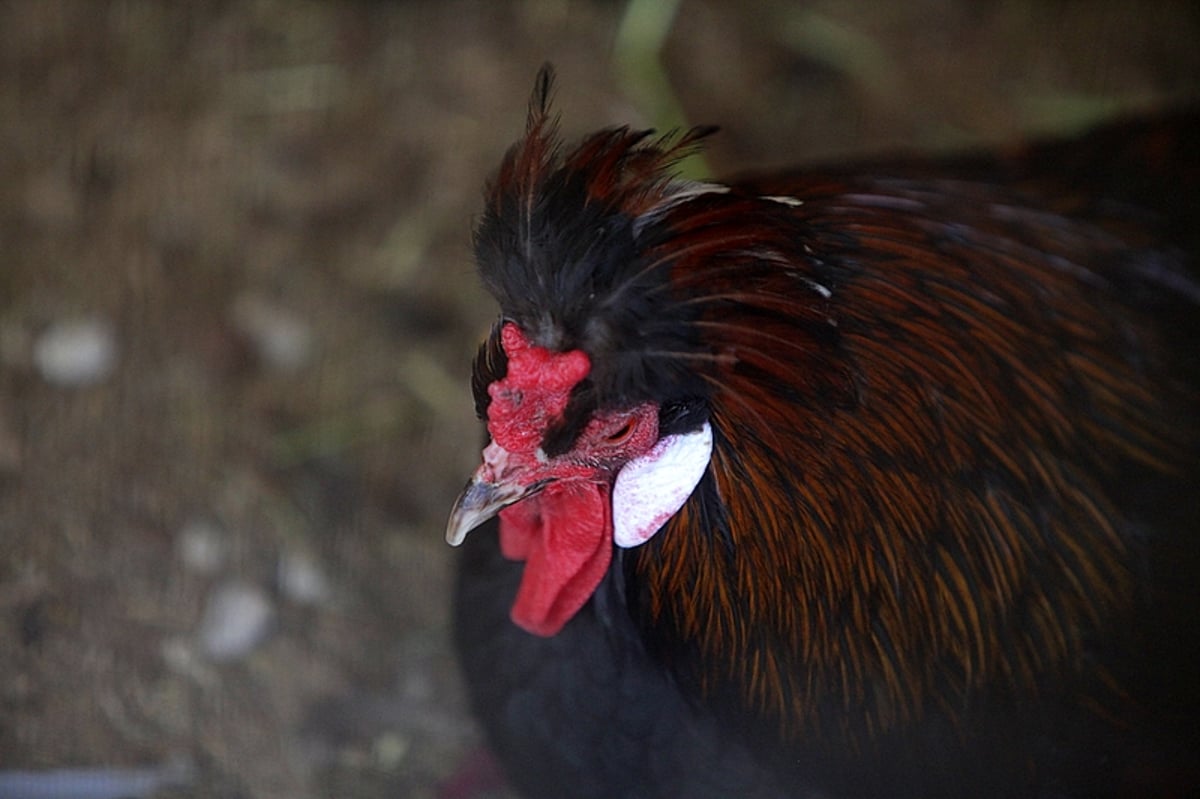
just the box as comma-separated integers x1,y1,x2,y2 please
449,71,1200,799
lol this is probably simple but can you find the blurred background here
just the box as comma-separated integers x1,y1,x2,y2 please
1,1,1197,797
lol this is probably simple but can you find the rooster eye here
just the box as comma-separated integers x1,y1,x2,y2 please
605,419,636,444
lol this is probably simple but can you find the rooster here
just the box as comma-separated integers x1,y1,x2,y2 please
446,68,1200,799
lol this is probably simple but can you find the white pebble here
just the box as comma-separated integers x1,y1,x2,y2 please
278,550,329,605
32,318,118,387
230,295,313,372
196,582,274,662
371,732,409,771
160,637,217,687
176,519,227,575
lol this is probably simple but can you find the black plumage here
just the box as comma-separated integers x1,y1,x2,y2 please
449,70,1200,799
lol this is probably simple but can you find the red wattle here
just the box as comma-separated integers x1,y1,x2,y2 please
498,482,612,637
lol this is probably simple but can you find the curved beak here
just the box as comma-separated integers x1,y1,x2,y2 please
447,440,556,545
445,475,540,546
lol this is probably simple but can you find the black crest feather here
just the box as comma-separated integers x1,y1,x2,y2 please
471,68,717,415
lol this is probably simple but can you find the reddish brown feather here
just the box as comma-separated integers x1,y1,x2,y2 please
631,170,1192,749
459,85,1199,795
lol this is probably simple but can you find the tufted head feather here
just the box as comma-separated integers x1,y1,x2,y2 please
472,66,719,433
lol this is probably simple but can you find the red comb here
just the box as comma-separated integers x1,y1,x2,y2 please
486,323,591,454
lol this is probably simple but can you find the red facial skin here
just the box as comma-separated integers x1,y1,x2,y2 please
447,323,660,636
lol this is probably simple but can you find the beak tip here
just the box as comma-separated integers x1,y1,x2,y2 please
445,523,468,547
445,472,544,548
445,477,508,548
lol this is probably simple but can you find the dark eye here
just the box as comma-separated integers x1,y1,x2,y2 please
606,419,635,444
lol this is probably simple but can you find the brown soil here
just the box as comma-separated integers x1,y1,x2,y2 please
1,2,1196,797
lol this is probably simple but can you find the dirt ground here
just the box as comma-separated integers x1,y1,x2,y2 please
1,1,1197,797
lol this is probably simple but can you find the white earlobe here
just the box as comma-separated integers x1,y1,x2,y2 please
612,422,713,548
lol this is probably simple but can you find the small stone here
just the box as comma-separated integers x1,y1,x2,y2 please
278,550,329,605
371,732,409,771
196,582,274,662
33,317,118,386
161,637,217,687
176,519,227,575
230,294,313,372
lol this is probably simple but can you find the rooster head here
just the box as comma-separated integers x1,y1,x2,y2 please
445,67,716,636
